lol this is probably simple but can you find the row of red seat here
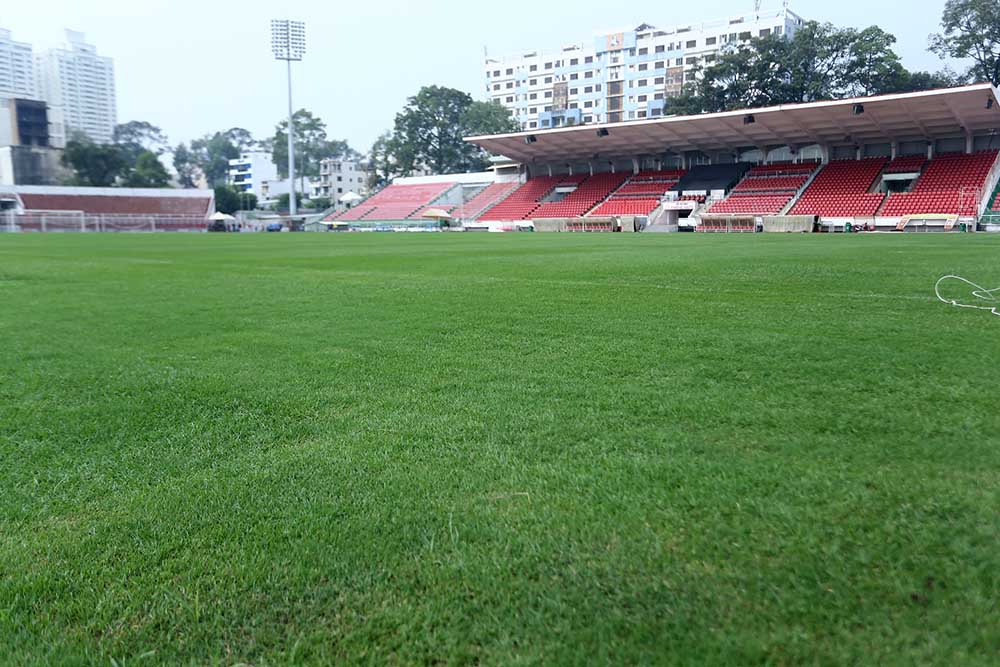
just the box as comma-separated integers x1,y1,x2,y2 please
479,175,584,220
789,159,888,217
588,198,661,217
614,181,677,196
731,175,809,192
461,182,520,219
747,162,819,177
533,173,629,218
881,151,999,216
708,194,794,215
884,155,927,173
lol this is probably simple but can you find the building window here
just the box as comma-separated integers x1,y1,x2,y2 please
529,107,537,113
655,77,664,84
506,68,514,75
595,84,602,91
506,82,513,89
654,93,664,100
584,101,593,108
638,95,647,102
774,26,783,35
493,70,500,77
638,63,648,71
686,40,697,48
530,64,538,72
759,28,771,37
638,110,647,118
529,79,537,85
686,57,697,65
544,106,552,112
638,79,648,86
584,71,594,78
739,32,751,40
655,45,665,53
584,86,593,93
638,47,648,55
493,84,500,91
675,58,683,66
706,36,717,45
570,88,578,94
544,91,552,98
529,121,537,128
529,93,537,100
570,73,578,80
570,58,579,65
506,96,514,103
584,115,593,123
585,56,593,64
544,62,552,69
544,76,552,83
655,61,664,69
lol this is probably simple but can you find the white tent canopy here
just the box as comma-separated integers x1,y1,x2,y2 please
340,191,363,204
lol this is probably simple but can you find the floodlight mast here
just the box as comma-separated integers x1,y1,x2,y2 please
271,19,306,216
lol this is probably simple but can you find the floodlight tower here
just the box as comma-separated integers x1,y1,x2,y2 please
271,19,306,216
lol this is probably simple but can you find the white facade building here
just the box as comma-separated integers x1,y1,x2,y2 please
35,30,117,144
227,151,277,198
485,8,805,130
0,28,36,99
314,157,368,205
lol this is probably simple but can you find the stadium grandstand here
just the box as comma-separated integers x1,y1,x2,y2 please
0,186,214,232
456,83,1000,232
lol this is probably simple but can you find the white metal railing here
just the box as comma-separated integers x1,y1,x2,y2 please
2,210,209,232
978,150,1000,217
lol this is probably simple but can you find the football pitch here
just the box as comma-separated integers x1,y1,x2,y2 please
1,233,998,665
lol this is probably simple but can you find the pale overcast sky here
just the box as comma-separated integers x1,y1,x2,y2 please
4,0,958,153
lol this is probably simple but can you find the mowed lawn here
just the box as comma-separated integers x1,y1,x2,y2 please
1,232,998,666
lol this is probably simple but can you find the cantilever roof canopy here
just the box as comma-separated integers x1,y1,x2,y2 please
465,84,1000,164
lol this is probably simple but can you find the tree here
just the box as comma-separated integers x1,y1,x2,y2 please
270,110,353,195
61,139,128,187
113,121,168,166
223,127,257,152
368,131,400,190
842,27,908,97
213,185,256,214
674,22,919,114
461,100,521,170
190,132,240,187
387,87,518,176
931,0,1000,86
172,142,199,188
122,151,171,188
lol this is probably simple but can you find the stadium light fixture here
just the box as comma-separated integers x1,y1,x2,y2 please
596,128,610,137
743,115,755,125
524,135,538,145
271,19,306,216
853,104,865,115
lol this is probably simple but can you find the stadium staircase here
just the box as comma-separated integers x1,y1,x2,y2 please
585,169,686,218
705,163,819,216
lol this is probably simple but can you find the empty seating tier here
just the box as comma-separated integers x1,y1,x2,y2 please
789,158,888,217
533,173,629,219
326,182,457,221
615,181,677,196
708,194,794,215
747,162,819,176
588,198,661,217
731,175,809,192
885,155,928,173
881,150,999,217
630,169,687,182
459,182,520,219
478,176,566,221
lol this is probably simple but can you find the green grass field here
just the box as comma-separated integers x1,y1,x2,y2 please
1,233,998,666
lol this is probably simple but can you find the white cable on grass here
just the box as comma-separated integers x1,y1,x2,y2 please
935,275,1000,317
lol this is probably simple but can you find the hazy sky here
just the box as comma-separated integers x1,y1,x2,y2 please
4,0,959,153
